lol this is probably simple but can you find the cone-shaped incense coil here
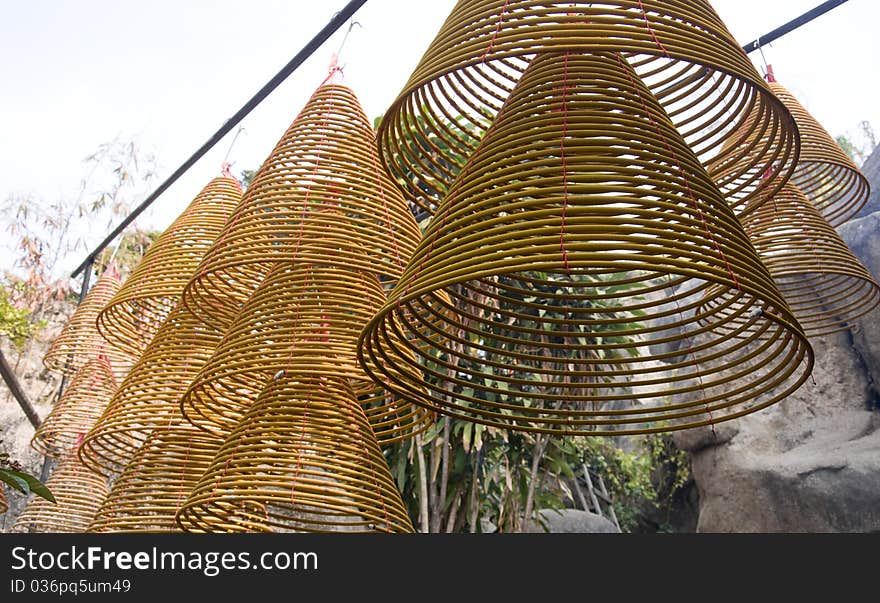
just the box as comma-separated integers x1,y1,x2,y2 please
87,422,223,533
31,355,118,458
183,84,422,329
741,185,880,336
96,175,242,356
182,263,431,444
11,450,108,533
360,52,813,436
378,0,797,216
79,303,223,476
177,373,414,533
43,267,134,381
768,81,869,226
0,488,7,515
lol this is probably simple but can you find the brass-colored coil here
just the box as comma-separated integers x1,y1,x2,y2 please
359,51,813,436
11,450,108,533
87,422,223,533
177,374,414,533
769,81,869,226
43,267,134,382
182,84,422,329
378,0,797,216
79,303,223,476
31,356,118,458
741,185,880,336
96,175,242,356
0,488,7,516
181,263,431,444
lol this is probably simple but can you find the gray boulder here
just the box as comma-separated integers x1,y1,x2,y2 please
851,144,880,220
524,508,619,533
678,327,880,532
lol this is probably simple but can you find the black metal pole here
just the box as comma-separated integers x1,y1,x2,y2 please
0,349,41,429
742,0,849,53
70,0,369,279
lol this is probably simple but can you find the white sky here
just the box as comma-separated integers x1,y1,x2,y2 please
1,0,878,279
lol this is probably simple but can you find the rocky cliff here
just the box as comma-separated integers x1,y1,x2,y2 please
676,145,880,532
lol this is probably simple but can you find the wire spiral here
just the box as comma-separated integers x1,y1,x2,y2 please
177,374,414,533
768,80,869,226
181,262,431,444
11,449,108,533
378,0,798,217
183,84,422,329
79,303,224,476
87,422,223,532
740,185,880,336
31,355,118,458
96,175,242,356
360,51,813,436
43,267,134,382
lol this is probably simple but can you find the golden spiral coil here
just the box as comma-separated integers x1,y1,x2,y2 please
360,51,813,436
183,84,422,329
378,0,797,217
768,81,869,226
79,303,223,475
177,374,414,533
31,355,118,458
741,185,880,336
11,450,108,533
43,267,134,382
87,422,223,532
96,175,242,356
181,262,431,444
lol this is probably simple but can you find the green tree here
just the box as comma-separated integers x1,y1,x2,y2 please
836,120,876,166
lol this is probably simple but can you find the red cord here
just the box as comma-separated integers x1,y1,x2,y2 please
559,52,572,276
480,0,511,63
637,0,671,58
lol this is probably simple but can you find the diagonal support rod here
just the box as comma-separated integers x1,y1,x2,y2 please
742,0,849,53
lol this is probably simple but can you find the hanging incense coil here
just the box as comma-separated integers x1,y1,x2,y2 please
360,51,813,436
96,175,242,356
43,266,134,382
0,487,7,516
181,262,431,444
182,84,422,329
768,80,869,226
177,373,413,533
88,422,223,533
739,185,880,336
11,450,108,533
79,303,223,476
31,355,118,458
378,0,797,217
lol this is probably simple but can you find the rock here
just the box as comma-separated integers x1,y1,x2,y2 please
838,211,880,277
673,422,738,454
524,508,619,533
687,331,880,532
850,144,880,220
837,212,880,402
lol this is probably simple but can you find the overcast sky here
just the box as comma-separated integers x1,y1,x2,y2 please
1,0,877,278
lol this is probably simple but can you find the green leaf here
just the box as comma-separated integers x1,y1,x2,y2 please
0,469,30,494
2,470,55,503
